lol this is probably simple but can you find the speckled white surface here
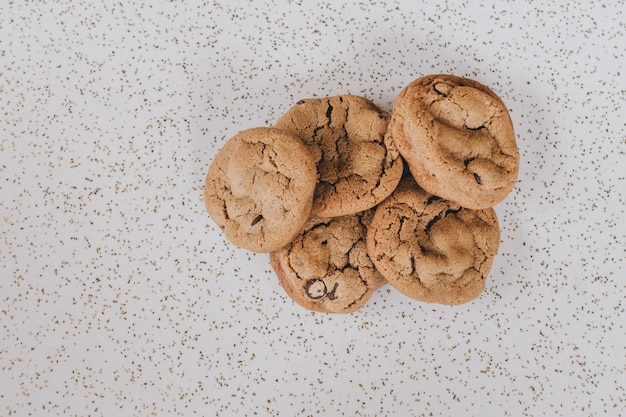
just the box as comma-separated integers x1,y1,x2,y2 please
1,1,624,416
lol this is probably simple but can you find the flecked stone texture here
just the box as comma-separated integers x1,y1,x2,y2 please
1,1,624,416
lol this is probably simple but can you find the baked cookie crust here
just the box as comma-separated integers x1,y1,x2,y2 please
270,210,387,313
276,95,403,217
204,127,317,252
391,74,519,209
366,178,500,305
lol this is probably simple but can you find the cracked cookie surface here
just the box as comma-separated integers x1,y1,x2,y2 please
275,95,403,217
366,178,500,305
391,74,519,209
204,127,316,252
270,209,387,313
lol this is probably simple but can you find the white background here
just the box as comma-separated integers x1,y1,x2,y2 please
1,1,624,416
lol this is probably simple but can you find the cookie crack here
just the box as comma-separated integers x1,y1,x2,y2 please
463,158,483,185
424,207,462,235
326,100,334,125
473,235,490,273
252,143,284,180
409,253,417,276
285,238,307,281
219,199,229,224
426,195,443,205
367,140,394,195
311,124,324,154
344,262,372,310
345,286,369,310
464,124,486,131
302,220,332,239
338,233,364,273
316,99,342,183
260,142,278,171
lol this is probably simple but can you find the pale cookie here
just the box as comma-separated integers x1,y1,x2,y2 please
275,95,403,217
204,127,317,253
366,178,500,305
391,74,519,209
270,210,387,313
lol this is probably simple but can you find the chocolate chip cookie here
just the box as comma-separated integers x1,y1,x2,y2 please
270,209,387,313
366,178,500,305
204,127,317,253
390,74,519,209
275,95,403,217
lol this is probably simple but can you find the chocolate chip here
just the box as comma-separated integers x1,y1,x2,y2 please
250,214,263,226
326,282,340,300
474,173,482,184
305,279,327,299
296,99,305,104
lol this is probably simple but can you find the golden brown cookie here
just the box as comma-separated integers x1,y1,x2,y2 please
275,95,403,217
204,127,317,253
270,209,387,313
391,74,519,209
366,178,500,305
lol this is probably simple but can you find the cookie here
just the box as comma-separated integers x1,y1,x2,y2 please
390,74,519,209
204,127,317,253
275,95,403,217
270,209,387,313
366,178,500,305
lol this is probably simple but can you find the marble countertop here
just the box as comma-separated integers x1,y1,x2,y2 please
2,1,624,415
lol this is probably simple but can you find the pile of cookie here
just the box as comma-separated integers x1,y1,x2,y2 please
204,74,519,313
